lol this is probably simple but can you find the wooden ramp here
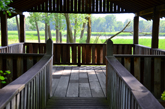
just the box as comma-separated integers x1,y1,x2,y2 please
45,97,109,109
45,66,108,109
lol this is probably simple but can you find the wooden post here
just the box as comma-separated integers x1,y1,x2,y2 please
152,8,160,49
133,15,139,44
1,12,8,46
106,39,113,99
20,15,25,42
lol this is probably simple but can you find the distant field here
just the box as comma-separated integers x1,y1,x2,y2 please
0,31,165,50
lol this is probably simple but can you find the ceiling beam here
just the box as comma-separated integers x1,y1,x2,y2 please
139,4,165,16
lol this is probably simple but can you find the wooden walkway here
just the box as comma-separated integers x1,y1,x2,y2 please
52,66,106,97
45,66,108,109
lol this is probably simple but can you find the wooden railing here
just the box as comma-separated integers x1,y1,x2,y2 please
0,43,24,53
24,43,134,65
106,40,164,109
0,53,43,88
115,55,165,99
0,39,53,109
134,44,165,55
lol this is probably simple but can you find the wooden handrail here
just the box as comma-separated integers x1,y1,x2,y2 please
106,56,164,109
106,40,164,108
0,39,53,109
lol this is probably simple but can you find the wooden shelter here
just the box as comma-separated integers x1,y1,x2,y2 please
0,0,165,109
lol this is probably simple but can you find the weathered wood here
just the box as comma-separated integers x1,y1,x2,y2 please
20,15,25,42
151,8,160,49
79,83,92,97
133,15,139,44
124,57,131,72
54,76,70,97
134,57,140,81
1,12,8,46
67,83,78,97
86,45,91,64
144,57,151,91
82,45,86,64
154,58,161,98
72,45,77,64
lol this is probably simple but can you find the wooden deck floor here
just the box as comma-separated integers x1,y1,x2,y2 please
52,66,106,97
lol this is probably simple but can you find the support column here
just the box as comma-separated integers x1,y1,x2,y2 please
133,15,139,44
20,15,25,42
152,8,160,48
1,12,8,46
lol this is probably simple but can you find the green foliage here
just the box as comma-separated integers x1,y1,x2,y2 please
0,70,11,84
0,0,14,16
161,91,165,101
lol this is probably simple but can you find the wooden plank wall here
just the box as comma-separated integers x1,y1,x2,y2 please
28,0,130,13
0,54,43,89
115,55,165,99
24,43,134,65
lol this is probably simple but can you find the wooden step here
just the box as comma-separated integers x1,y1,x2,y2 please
45,97,109,109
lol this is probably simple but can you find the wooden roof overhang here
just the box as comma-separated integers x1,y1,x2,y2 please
0,0,161,20
8,0,165,20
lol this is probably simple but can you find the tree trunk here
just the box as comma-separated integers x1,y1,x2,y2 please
64,13,74,43
16,16,20,42
60,32,62,43
74,16,77,43
80,23,86,39
48,25,52,39
35,17,40,43
45,23,48,43
56,29,59,43
86,15,91,43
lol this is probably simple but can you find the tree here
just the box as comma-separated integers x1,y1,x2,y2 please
0,0,14,16
105,15,117,32
28,13,42,42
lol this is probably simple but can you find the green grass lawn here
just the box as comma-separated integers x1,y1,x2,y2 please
1,31,165,50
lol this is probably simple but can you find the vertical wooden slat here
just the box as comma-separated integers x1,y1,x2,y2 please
89,0,91,12
17,93,20,109
72,45,77,64
67,0,69,11
60,0,62,11
11,96,16,109
62,45,67,63
107,0,109,12
46,0,48,11
92,45,95,64
30,80,34,109
64,0,67,12
27,83,31,109
67,45,70,63
100,45,103,64
20,90,24,109
103,0,105,12
24,86,27,109
97,45,100,64
103,44,106,64
154,58,161,98
6,102,10,109
17,56,23,77
78,0,81,12
78,45,81,66
144,57,151,91
57,45,61,64
33,78,36,109
6,56,13,84
92,0,95,12
134,57,140,81
53,0,55,11
110,2,112,12
1,12,8,46
95,45,97,64
71,0,73,12
100,0,102,12
82,45,86,64
114,3,116,12
86,45,91,64
82,0,84,12
96,0,98,12
124,57,131,72
85,0,88,12
27,56,33,70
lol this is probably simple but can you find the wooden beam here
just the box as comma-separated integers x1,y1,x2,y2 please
133,15,139,44
139,4,165,16
20,15,25,42
1,12,8,46
152,8,160,49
